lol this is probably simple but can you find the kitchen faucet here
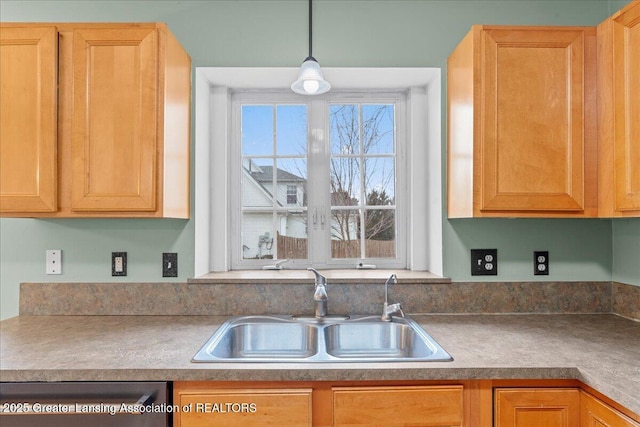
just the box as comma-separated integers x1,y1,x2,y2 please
307,268,328,318
381,274,404,321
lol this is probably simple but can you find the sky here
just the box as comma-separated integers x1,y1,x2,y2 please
241,103,396,204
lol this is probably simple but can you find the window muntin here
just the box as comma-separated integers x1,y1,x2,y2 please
233,93,405,269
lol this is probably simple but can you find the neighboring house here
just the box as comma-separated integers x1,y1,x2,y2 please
242,159,365,260
241,159,307,259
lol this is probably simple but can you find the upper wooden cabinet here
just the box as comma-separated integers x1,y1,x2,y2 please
0,23,191,218
0,26,58,213
598,0,640,217
447,26,598,218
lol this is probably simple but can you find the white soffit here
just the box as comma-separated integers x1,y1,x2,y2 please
198,67,439,90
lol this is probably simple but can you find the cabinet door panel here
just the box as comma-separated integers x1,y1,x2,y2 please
333,385,463,427
176,389,312,427
495,388,580,427
0,26,57,212
613,2,640,211
481,29,587,212
71,28,157,212
582,392,640,427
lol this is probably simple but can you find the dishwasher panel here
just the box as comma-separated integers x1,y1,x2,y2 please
0,382,168,427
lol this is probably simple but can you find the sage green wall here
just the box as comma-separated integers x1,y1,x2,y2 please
612,219,640,286
0,0,633,320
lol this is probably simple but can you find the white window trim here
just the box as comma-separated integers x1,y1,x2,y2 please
194,68,442,275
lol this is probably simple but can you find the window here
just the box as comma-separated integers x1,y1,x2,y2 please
286,185,298,205
231,93,406,269
195,68,443,275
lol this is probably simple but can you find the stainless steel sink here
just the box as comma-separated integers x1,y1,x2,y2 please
192,315,452,363
193,316,318,361
325,320,437,360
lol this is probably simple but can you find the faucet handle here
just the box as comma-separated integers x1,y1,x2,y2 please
381,302,404,322
382,302,404,321
390,303,405,318
307,267,327,286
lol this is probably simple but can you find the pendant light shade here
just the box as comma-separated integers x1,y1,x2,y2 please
291,56,331,95
291,0,330,95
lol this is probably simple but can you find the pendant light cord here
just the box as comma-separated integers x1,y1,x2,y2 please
308,0,313,58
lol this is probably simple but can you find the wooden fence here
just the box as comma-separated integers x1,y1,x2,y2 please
277,233,395,259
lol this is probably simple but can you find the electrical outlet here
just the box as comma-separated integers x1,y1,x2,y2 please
162,252,178,277
534,251,549,275
112,252,127,276
471,249,498,276
46,249,62,275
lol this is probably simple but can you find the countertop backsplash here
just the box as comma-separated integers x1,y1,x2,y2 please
18,281,639,321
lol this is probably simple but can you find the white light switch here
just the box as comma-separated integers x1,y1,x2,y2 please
46,250,62,275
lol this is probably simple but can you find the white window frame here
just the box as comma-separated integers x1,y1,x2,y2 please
230,91,407,270
194,68,442,275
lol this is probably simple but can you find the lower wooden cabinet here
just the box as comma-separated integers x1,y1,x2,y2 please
174,384,312,427
581,391,640,427
495,388,640,427
333,385,463,427
174,382,639,427
495,388,581,427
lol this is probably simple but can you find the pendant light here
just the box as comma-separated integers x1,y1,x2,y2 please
291,0,331,95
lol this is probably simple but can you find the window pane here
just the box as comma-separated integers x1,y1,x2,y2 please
242,105,273,156
242,212,275,260
330,104,359,155
242,158,274,207
277,159,307,207
362,104,394,154
277,211,308,259
277,105,307,155
330,209,361,259
364,157,395,206
365,209,396,258
330,157,361,207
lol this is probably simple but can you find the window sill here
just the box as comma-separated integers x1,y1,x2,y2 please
189,270,451,285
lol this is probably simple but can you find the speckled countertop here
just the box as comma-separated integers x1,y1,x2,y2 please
1,314,639,415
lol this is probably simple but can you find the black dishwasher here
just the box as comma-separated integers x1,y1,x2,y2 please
0,382,168,427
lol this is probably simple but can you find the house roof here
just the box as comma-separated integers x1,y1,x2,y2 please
249,166,306,183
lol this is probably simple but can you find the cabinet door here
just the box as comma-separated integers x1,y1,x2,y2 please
71,27,158,212
480,28,592,212
0,26,57,212
333,385,463,427
582,392,640,427
495,388,581,427
175,389,312,427
612,2,640,212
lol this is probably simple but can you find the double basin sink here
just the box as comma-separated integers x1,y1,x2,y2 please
192,314,452,363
